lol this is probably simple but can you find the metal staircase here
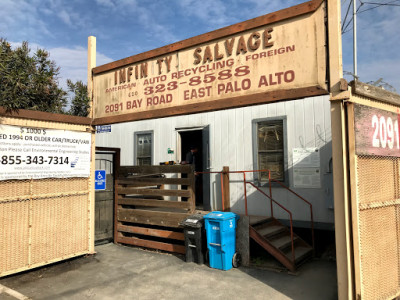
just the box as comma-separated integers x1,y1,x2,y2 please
244,173,315,272
198,168,315,272
249,217,313,272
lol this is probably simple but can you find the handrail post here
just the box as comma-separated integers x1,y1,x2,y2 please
311,208,315,252
243,172,248,216
269,171,273,218
290,214,295,263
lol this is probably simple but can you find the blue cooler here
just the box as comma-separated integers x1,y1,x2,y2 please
204,211,239,270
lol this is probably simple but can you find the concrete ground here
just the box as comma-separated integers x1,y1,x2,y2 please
0,243,337,300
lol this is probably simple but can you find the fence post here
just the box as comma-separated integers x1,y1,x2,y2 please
222,166,230,211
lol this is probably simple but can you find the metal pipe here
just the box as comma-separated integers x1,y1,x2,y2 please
353,0,357,77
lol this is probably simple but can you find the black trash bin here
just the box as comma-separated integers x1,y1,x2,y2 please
181,214,206,264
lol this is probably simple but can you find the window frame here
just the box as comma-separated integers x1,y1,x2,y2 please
133,130,154,166
252,116,288,186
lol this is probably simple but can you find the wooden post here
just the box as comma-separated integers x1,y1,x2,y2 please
188,165,196,213
327,0,355,298
87,36,96,119
87,36,96,254
222,166,230,211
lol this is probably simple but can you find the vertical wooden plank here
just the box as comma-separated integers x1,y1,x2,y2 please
346,102,361,299
222,166,230,211
331,99,354,300
188,165,196,213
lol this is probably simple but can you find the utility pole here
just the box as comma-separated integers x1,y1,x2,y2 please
353,0,357,78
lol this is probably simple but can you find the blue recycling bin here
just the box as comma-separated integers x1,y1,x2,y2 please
204,211,239,270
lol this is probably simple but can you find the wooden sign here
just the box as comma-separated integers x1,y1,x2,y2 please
354,104,400,157
92,0,327,124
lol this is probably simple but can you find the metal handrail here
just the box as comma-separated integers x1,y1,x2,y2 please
269,178,315,251
197,168,315,252
246,181,295,263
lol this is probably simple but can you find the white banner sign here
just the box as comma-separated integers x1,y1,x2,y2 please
292,148,320,167
0,124,91,180
292,148,321,188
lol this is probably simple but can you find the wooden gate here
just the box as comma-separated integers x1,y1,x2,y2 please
115,165,196,254
346,86,400,299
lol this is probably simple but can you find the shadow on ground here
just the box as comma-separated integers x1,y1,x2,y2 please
0,243,337,300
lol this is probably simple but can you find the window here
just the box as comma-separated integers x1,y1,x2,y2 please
134,132,153,166
254,119,285,182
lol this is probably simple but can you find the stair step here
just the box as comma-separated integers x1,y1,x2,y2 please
257,225,286,237
285,246,313,263
270,234,298,250
249,216,273,226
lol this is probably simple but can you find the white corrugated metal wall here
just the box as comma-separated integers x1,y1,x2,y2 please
96,95,334,228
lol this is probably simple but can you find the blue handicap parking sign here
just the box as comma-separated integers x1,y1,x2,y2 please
95,170,106,190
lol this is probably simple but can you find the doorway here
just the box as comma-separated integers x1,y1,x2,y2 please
94,147,120,245
177,126,211,211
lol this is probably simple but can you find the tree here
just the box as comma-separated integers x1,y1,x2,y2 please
0,38,67,113
67,80,90,117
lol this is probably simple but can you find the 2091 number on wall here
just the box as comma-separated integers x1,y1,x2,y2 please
354,104,400,157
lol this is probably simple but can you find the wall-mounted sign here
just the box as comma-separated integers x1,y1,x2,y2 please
293,167,321,188
354,104,400,157
96,125,111,133
292,148,321,188
0,124,91,181
92,1,327,124
293,148,320,167
95,170,106,190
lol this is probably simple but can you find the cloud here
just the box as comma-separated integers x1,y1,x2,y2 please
0,0,53,40
177,0,304,29
48,46,113,87
58,10,72,27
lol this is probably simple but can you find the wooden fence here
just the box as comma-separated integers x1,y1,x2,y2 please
115,165,196,254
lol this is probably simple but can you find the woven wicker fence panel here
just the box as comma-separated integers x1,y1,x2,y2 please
31,178,89,195
359,206,400,299
357,156,397,205
356,155,400,300
0,200,30,274
0,180,31,200
30,194,89,265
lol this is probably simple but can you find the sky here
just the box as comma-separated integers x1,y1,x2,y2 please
1,0,399,93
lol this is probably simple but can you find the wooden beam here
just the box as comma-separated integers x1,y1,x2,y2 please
119,165,193,175
117,208,188,228
118,177,191,186
0,107,91,125
118,188,191,198
118,197,191,209
117,224,184,241
351,81,400,107
117,235,185,254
